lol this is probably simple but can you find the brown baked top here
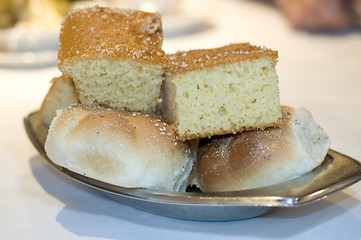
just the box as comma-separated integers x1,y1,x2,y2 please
58,6,165,67
166,43,278,74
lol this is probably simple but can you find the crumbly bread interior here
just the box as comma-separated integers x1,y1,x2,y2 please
40,75,79,126
161,43,282,140
194,106,331,192
61,59,164,112
58,6,166,112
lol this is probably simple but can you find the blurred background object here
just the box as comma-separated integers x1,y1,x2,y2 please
0,0,27,29
274,0,361,31
0,0,70,67
0,0,69,30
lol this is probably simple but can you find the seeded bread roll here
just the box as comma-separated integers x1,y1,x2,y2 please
58,6,166,112
160,43,282,140
40,75,79,126
45,104,195,192
193,106,330,192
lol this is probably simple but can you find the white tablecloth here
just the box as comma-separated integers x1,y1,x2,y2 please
1,0,360,239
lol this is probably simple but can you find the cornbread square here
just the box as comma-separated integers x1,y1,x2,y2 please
160,43,282,140
40,75,79,126
58,6,166,112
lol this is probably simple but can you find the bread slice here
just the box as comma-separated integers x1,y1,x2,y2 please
58,6,166,112
40,75,79,126
45,104,195,192
193,106,331,192
160,43,282,140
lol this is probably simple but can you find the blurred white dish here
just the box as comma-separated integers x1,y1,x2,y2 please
163,14,212,38
0,50,57,68
0,28,59,52
0,28,58,68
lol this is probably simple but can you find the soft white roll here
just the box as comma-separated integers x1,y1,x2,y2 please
193,106,331,192
45,104,195,192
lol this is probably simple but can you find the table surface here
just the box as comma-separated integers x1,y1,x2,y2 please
1,0,361,239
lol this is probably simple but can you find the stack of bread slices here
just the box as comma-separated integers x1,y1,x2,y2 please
41,6,330,193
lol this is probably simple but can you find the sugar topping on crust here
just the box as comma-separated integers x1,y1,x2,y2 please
166,43,277,74
58,6,165,67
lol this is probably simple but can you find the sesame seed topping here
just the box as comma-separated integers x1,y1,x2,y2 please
260,46,268,52
165,43,277,73
169,55,176,60
180,61,188,68
58,6,164,64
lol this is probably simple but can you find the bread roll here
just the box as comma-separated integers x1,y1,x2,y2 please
45,104,195,192
193,106,331,192
40,75,78,126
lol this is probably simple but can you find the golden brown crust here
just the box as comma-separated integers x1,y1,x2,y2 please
58,6,165,68
166,43,278,74
196,106,296,192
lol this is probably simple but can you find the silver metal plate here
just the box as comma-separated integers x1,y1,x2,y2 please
24,111,361,221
